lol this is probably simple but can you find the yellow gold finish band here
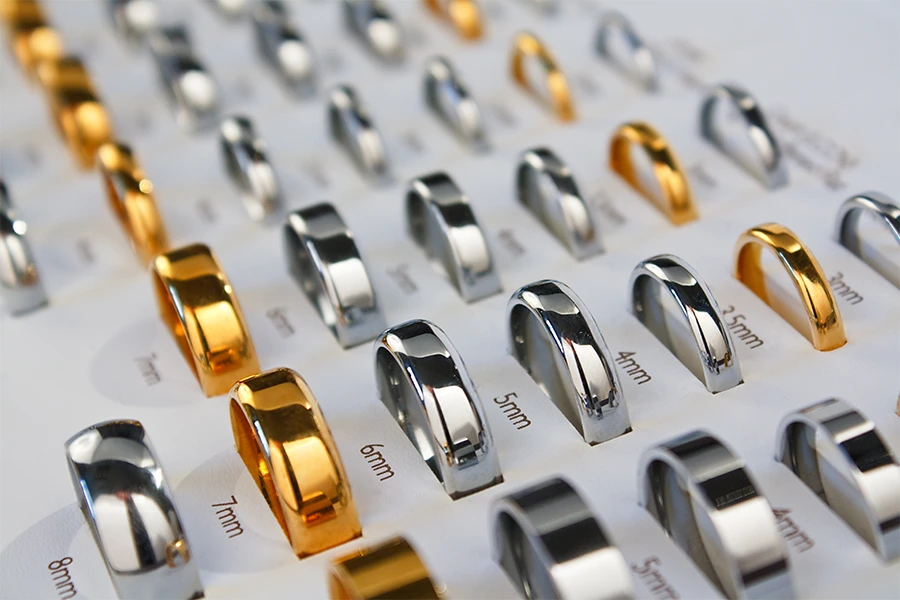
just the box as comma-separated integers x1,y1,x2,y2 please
329,537,440,599
734,223,846,351
230,368,362,558
98,142,170,266
152,243,260,396
510,31,575,122
1,0,63,78
609,121,698,225
424,0,483,40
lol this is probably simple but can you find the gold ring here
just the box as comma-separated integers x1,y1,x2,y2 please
98,142,170,266
0,0,63,78
152,243,260,396
423,0,483,40
510,31,575,122
230,367,362,558
609,121,698,225
734,223,846,351
36,56,113,169
329,537,440,599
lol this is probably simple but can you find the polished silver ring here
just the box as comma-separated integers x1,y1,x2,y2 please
595,11,658,91
220,115,282,223
516,147,602,260
251,0,316,95
630,254,742,393
0,181,48,316
328,84,391,181
65,420,203,600
492,477,635,599
374,319,503,499
776,398,900,561
639,430,793,600
700,83,787,190
284,203,386,348
106,0,161,47
343,0,405,63
507,280,629,445
834,191,900,289
407,172,501,303
424,56,488,150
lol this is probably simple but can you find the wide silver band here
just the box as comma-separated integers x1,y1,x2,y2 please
65,420,203,600
776,398,900,561
407,173,501,303
374,319,503,499
328,84,391,181
507,280,629,445
424,56,488,150
516,147,602,260
595,11,658,91
0,181,48,316
639,430,793,600
219,115,282,223
630,254,742,393
492,477,635,600
700,84,787,190
251,1,316,95
834,191,900,289
106,0,160,46
284,203,385,348
343,0,405,63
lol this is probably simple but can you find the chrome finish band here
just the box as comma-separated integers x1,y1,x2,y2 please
220,115,282,223
251,1,316,95
374,319,502,499
507,280,629,445
106,0,160,46
700,84,787,190
834,191,900,288
630,254,742,393
208,0,247,19
492,477,635,600
639,430,793,600
516,147,602,260
406,173,501,302
595,11,658,91
776,398,900,561
424,56,487,149
65,420,203,600
0,181,47,316
328,84,391,181
284,203,386,348
343,0,405,63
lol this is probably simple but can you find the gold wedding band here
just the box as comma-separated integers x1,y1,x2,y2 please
152,243,260,396
230,368,362,558
1,0,63,78
98,142,170,266
734,223,846,351
329,537,440,599
510,31,575,122
609,121,698,225
424,0,483,40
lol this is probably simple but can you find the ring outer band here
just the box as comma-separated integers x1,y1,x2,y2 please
329,536,440,599
424,0,483,40
510,31,575,122
833,191,900,289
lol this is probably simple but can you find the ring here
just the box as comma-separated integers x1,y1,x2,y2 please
219,115,283,224
595,11,658,91
510,31,575,122
230,367,362,557
374,319,503,499
609,121,698,225
424,56,488,149
734,223,846,351
407,172,501,303
507,280,630,444
639,430,793,599
423,0,483,40
776,397,900,561
1,0,63,78
343,0,405,63
151,242,260,397
1,181,48,316
328,84,391,181
516,147,602,260
630,254,743,393
284,203,386,348
329,536,440,599
492,477,635,599
97,142,170,266
700,83,787,189
65,420,204,600
106,0,161,47
251,1,316,95
834,191,900,289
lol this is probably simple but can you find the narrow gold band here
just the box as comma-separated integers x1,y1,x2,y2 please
734,223,846,351
510,31,575,122
424,0,483,40
1,0,63,78
329,537,440,599
230,368,362,558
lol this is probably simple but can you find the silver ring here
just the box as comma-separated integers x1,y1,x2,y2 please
639,430,793,600
208,0,247,19
507,280,630,445
630,254,742,393
251,1,316,96
424,56,488,150
407,173,501,303
219,115,282,224
106,0,161,47
595,11,658,92
374,319,503,499
1,181,48,316
328,84,391,181
834,191,900,289
65,420,204,600
776,398,900,561
149,25,220,133
700,83,787,190
284,203,386,348
492,477,635,600
516,147,602,260
343,0,405,63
